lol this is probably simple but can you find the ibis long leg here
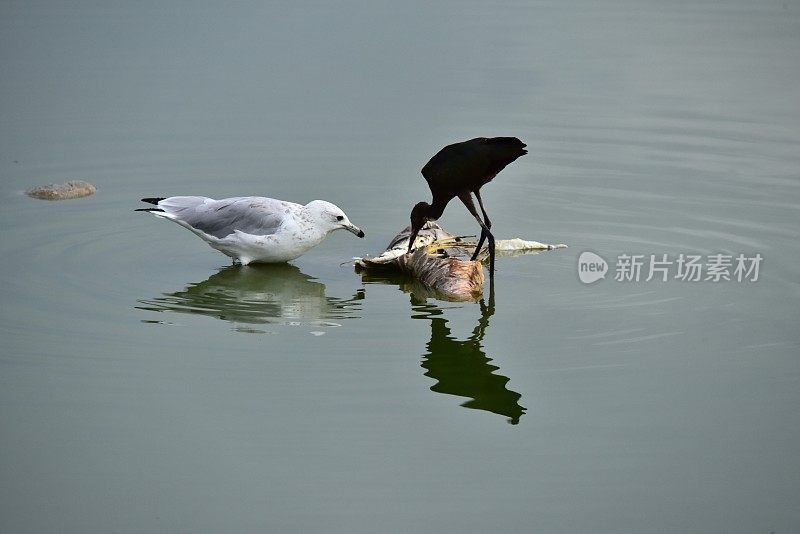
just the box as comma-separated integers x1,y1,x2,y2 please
458,192,496,278
474,190,491,229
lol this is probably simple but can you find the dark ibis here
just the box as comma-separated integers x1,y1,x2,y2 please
408,137,527,278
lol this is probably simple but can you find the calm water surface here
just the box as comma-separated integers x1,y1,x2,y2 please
1,1,799,532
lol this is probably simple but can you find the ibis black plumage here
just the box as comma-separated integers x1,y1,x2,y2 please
408,137,527,278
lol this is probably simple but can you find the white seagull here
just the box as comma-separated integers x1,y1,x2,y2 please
137,196,364,265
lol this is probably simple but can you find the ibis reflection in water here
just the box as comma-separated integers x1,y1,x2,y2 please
361,271,526,424
412,298,526,425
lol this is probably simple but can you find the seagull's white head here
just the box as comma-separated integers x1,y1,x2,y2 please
305,200,365,238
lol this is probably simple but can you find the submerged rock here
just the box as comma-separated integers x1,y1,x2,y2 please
26,180,96,200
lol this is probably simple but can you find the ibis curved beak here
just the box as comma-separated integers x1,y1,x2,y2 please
344,223,365,238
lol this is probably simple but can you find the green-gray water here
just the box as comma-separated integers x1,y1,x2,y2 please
2,1,799,532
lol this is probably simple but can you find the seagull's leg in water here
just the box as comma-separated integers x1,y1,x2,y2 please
458,192,496,278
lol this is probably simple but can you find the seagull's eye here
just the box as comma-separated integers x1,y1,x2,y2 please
336,215,344,221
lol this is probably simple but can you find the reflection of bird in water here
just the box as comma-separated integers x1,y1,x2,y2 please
413,296,526,425
137,263,362,333
358,271,524,423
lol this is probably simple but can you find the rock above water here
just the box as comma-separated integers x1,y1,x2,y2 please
26,180,96,200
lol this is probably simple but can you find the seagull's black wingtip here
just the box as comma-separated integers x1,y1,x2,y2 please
141,197,166,205
135,207,164,212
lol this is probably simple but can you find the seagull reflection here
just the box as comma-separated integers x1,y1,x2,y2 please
137,264,362,333
361,272,525,424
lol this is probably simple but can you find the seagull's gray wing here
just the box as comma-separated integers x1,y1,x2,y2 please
159,196,296,239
